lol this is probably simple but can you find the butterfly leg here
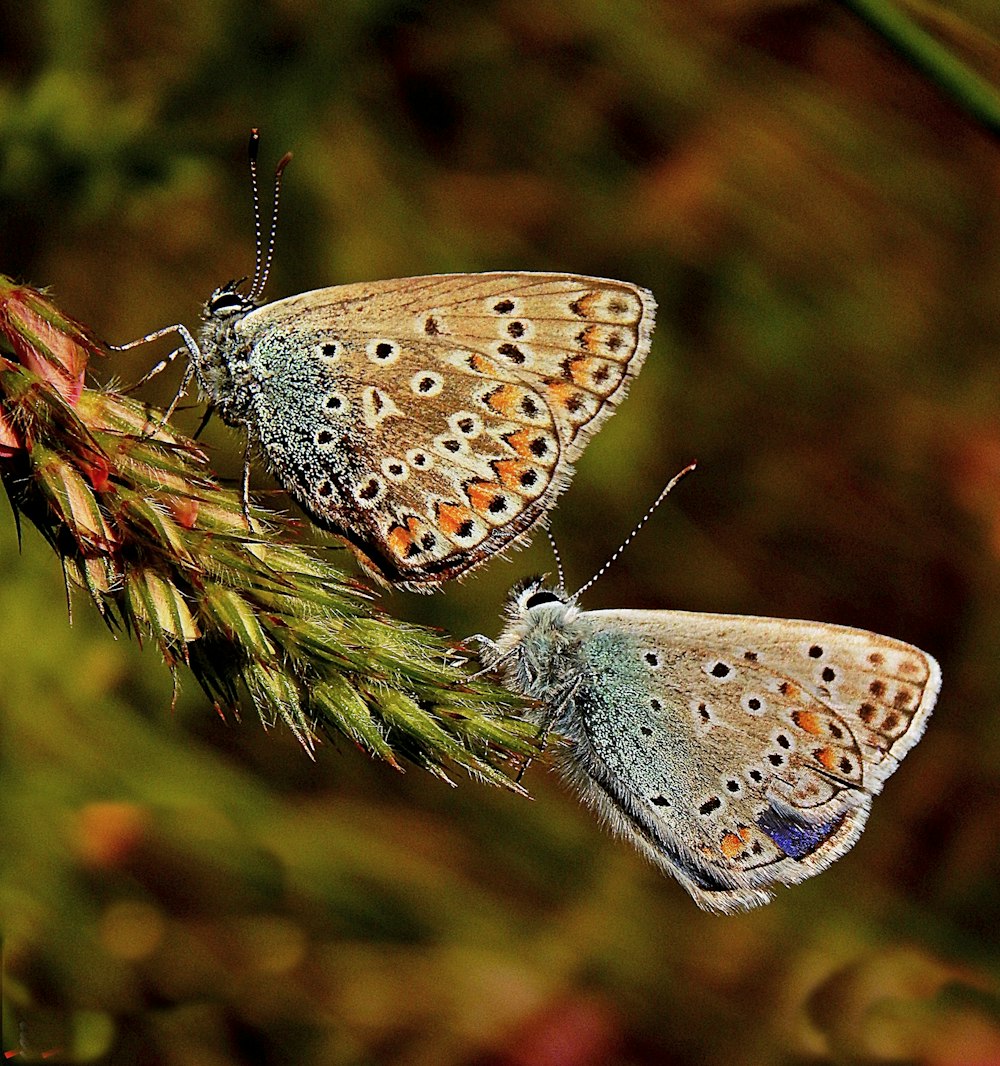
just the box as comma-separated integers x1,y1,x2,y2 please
465,633,498,651
241,438,256,534
458,640,505,682
110,324,202,436
159,360,197,424
192,402,215,441
118,347,181,393
129,359,197,440
110,323,201,389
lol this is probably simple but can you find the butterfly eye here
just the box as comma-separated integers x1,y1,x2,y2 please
524,590,562,610
208,287,252,316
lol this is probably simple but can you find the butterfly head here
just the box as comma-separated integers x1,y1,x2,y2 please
502,576,580,633
193,279,263,422
205,280,258,321
507,574,569,610
489,576,585,703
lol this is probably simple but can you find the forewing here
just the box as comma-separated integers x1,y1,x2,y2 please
239,273,654,588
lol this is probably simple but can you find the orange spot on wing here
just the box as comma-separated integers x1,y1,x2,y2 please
506,428,538,459
792,709,823,735
814,747,839,771
467,480,501,513
387,516,425,559
546,381,579,410
570,291,599,318
568,355,602,386
721,832,743,858
438,503,475,537
470,353,497,374
576,327,600,354
387,525,414,559
494,459,529,490
486,385,521,417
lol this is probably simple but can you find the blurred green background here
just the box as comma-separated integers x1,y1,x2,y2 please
3,0,1000,1062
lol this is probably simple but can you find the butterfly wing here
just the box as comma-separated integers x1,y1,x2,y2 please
544,607,939,912
236,273,654,588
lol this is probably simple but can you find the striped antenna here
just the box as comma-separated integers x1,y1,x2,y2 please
545,529,567,593
572,461,697,600
247,129,264,297
247,130,293,301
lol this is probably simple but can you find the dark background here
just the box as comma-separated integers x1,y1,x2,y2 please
2,1,1000,1062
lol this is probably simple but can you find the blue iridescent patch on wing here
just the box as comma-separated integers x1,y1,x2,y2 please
756,805,846,859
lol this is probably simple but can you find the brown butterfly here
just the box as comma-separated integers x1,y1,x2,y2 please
117,135,654,589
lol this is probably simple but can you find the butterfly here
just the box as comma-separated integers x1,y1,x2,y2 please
116,133,654,590
485,576,940,913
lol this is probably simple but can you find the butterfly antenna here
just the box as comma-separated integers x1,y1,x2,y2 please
545,529,567,593
247,129,265,298
250,138,293,301
573,461,697,600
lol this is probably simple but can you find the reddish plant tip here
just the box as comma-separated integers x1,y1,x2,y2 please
79,452,112,493
0,408,20,459
0,281,105,457
0,284,96,402
167,495,200,529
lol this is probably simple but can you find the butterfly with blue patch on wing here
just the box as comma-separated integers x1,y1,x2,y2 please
483,468,940,913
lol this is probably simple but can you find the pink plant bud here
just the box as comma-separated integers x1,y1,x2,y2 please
167,495,201,529
0,283,106,452
0,405,21,458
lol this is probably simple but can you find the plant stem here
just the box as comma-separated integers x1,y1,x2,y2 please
836,0,1000,138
